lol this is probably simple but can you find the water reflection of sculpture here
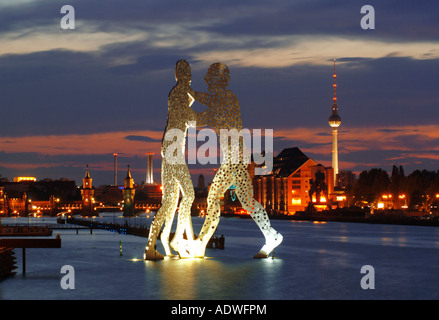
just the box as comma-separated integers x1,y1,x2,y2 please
191,62,283,258
144,59,196,260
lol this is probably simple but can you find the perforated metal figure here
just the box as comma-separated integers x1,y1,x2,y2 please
192,62,283,258
144,59,196,260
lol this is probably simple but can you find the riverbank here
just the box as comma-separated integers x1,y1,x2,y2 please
267,207,439,227
273,214,439,227
225,210,439,227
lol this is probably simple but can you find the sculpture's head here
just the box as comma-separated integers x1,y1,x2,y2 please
175,59,191,84
204,62,230,93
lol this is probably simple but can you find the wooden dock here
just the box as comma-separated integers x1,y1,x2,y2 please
2,223,92,235
0,238,61,276
0,247,17,280
66,217,149,236
206,234,225,249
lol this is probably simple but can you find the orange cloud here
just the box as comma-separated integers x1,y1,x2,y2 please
274,124,439,172
1,124,439,176
0,130,163,156
275,124,439,153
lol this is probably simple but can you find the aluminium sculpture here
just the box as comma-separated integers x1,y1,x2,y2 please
144,59,196,260
190,62,283,258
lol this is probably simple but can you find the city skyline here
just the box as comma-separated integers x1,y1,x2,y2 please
1,0,439,185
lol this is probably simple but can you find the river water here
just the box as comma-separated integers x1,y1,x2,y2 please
1,215,438,300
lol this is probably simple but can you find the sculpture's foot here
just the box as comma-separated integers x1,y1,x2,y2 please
171,238,193,259
254,231,283,259
177,248,193,259
177,238,206,258
193,239,207,259
161,244,173,258
170,237,184,253
144,249,164,261
253,251,269,258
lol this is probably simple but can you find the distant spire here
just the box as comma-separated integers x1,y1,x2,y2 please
332,58,337,109
85,164,91,178
126,165,132,179
83,164,92,190
124,165,134,190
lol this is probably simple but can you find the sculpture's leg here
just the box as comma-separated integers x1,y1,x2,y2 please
235,167,283,258
193,165,231,258
144,177,178,260
144,206,166,260
170,166,195,258
160,182,179,257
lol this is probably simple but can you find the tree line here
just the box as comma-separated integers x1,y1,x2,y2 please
348,165,439,211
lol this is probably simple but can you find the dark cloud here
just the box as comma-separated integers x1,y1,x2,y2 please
0,0,58,33
107,53,192,75
0,150,103,165
377,129,404,133
2,0,438,42
330,57,439,128
390,134,439,151
0,49,172,137
124,135,161,142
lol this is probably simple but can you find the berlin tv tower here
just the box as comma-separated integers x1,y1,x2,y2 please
328,59,341,185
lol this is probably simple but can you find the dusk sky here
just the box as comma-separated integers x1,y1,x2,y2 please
0,0,438,186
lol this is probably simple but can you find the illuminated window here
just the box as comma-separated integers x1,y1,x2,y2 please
14,177,37,182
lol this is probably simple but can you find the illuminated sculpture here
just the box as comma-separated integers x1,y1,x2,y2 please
191,62,283,258
144,59,196,260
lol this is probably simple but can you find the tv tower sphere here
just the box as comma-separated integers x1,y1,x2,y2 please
328,109,341,127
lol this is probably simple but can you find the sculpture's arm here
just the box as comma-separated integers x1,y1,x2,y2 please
187,88,195,107
193,91,216,127
194,91,211,106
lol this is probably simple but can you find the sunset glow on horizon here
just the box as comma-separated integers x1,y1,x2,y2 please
0,1,438,185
